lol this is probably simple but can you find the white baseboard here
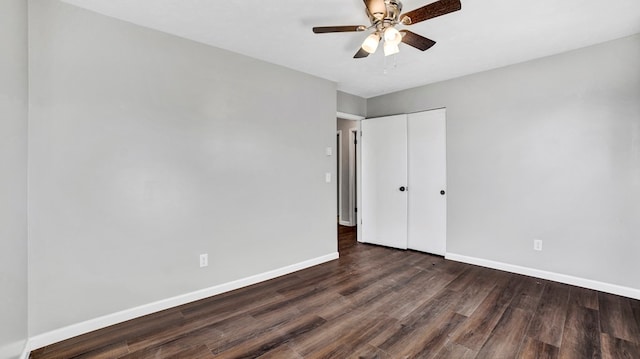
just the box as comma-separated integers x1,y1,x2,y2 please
445,253,640,300
26,252,339,353
338,220,354,227
19,341,30,359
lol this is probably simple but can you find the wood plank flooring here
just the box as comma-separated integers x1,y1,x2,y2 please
30,226,640,358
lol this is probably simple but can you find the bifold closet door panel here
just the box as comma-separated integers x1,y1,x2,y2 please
360,114,409,250
407,109,447,255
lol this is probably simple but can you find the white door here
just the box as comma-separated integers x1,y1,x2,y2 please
360,114,408,249
408,109,447,255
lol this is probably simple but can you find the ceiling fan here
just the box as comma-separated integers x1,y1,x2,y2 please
312,0,461,58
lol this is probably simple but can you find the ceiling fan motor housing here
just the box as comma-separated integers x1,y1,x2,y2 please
385,0,402,23
369,0,403,26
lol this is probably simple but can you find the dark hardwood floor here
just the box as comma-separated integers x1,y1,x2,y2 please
338,224,357,252
31,225,640,358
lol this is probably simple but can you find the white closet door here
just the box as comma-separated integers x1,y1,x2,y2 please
407,109,447,255
361,114,408,249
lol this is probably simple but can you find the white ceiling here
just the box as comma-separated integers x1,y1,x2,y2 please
61,0,640,98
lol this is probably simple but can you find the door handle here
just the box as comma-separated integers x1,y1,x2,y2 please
399,186,406,192
440,190,446,195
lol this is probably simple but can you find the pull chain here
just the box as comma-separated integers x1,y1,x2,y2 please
383,54,398,75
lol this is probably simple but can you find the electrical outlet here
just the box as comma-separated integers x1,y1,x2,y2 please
533,239,543,251
199,253,208,267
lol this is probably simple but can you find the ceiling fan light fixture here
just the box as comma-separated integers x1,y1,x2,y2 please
311,0,462,59
384,41,400,56
383,26,402,45
361,33,381,54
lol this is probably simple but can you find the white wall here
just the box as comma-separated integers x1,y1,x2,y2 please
0,0,29,358
368,34,640,292
28,0,337,336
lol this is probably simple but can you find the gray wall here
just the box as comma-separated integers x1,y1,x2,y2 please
28,0,337,336
0,0,29,358
337,91,366,117
368,34,640,291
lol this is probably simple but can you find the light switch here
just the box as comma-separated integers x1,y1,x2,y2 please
326,147,333,156
325,173,331,183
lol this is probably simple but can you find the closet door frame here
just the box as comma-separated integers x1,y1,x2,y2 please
358,108,447,255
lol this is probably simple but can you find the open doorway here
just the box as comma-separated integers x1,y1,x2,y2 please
337,117,360,251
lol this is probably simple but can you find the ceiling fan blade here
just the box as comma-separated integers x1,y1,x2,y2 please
312,25,367,34
400,30,436,51
363,0,387,19
354,48,370,59
400,0,461,25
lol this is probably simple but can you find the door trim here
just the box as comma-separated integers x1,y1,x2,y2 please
337,130,348,225
337,111,365,121
347,127,358,226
